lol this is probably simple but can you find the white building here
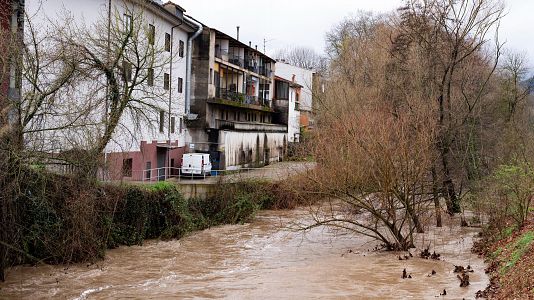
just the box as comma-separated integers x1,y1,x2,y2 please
24,0,200,181
273,75,301,143
274,61,316,132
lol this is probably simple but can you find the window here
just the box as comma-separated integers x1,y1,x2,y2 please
179,118,183,133
165,33,171,51
123,61,132,82
209,68,213,84
159,110,165,133
179,40,184,57
147,68,154,86
178,77,183,93
275,81,289,100
124,14,132,32
145,162,152,180
148,24,155,45
122,158,133,177
171,116,176,134
164,73,170,90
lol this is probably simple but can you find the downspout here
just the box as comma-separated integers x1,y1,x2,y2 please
184,15,202,118
166,20,183,180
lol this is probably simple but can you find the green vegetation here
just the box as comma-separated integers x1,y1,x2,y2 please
2,168,302,275
500,231,534,274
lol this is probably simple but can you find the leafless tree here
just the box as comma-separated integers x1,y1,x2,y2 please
499,51,531,122
274,46,327,73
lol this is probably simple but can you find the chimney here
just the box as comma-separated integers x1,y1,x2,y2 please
249,41,251,47
255,45,258,50
236,26,240,41
292,74,296,82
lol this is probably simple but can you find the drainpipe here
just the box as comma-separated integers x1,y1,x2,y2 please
184,15,202,118
166,20,183,180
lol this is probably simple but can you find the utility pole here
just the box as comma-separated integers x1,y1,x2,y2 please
263,38,275,54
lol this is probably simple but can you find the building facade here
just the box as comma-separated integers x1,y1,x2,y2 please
1,0,24,130
187,25,288,170
274,61,316,132
273,75,302,143
24,0,199,181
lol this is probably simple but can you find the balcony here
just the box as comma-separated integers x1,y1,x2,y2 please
215,119,287,132
215,48,228,59
215,87,270,107
258,66,272,77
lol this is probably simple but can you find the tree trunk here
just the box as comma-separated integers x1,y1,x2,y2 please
431,166,442,227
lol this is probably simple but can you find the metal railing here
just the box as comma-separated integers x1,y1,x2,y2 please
106,164,302,183
215,87,270,107
228,55,244,67
215,48,228,59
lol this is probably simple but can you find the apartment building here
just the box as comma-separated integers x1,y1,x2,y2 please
0,0,24,128
273,75,302,143
275,61,316,132
24,0,200,181
187,24,288,170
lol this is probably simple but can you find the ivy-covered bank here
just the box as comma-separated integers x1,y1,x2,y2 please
1,169,302,280
474,214,534,299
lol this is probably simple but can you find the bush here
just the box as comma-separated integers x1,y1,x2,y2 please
480,163,534,231
3,169,306,279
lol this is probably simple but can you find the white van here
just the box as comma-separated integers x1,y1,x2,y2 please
181,153,212,177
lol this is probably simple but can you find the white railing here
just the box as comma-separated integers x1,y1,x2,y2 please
110,165,295,183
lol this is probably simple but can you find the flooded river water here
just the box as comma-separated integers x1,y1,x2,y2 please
0,209,488,299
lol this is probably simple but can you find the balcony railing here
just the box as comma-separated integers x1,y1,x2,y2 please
215,87,270,107
215,119,287,132
228,55,244,67
259,66,272,77
215,49,228,59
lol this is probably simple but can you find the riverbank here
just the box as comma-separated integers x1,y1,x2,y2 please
474,213,534,299
1,208,488,299
0,165,305,281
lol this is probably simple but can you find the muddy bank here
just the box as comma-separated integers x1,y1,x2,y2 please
0,209,487,299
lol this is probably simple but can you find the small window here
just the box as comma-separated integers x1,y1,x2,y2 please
164,73,170,90
179,40,184,58
159,110,165,133
148,24,155,45
165,33,171,51
122,158,133,177
179,118,183,133
145,161,152,180
147,68,154,86
123,61,132,82
178,77,183,93
124,14,132,32
209,68,213,84
171,116,176,134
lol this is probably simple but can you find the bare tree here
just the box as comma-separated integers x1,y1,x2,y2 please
23,1,179,175
274,46,327,73
394,0,505,213
499,51,531,122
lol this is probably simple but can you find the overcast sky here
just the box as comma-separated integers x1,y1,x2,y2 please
175,0,534,69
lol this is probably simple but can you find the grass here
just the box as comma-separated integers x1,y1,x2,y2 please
500,230,534,274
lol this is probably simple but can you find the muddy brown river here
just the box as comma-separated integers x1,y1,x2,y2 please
0,209,488,299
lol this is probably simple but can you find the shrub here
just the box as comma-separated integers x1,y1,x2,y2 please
484,163,534,229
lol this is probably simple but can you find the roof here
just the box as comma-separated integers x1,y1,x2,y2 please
213,29,275,63
274,76,303,88
145,1,196,32
162,1,186,13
